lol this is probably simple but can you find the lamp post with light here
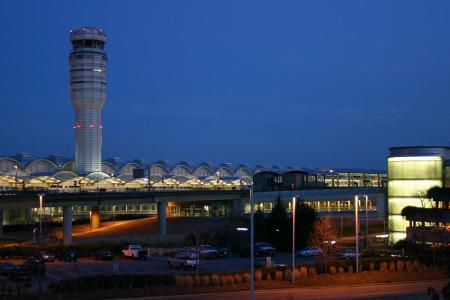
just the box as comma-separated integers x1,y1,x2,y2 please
292,196,296,283
38,193,44,244
13,165,18,190
354,195,359,273
249,181,254,300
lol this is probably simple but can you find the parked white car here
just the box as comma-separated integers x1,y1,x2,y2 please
122,245,146,259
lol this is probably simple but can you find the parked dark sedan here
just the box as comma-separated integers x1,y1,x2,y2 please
23,258,46,275
59,249,77,262
94,249,114,261
0,262,15,275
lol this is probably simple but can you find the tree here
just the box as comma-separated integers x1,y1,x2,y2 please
308,217,340,270
266,197,290,250
185,219,214,277
254,207,267,242
294,201,317,250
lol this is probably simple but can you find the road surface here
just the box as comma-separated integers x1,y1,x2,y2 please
120,280,447,300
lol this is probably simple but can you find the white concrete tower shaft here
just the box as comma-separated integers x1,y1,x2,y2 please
69,27,107,175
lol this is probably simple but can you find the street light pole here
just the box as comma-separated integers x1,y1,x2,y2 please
38,194,44,244
250,184,254,300
365,195,369,249
292,196,296,283
354,195,359,273
14,165,18,190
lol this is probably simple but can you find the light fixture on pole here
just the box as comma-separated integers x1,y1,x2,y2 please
250,182,255,300
292,196,296,283
354,195,359,273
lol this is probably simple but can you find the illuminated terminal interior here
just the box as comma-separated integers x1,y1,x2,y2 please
387,147,450,243
0,153,387,224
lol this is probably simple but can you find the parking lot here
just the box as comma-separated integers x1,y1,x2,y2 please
12,253,315,281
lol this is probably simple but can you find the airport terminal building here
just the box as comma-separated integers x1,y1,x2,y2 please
0,153,387,224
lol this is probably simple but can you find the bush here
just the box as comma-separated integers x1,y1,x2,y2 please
389,261,396,272
210,274,220,286
329,266,337,274
266,273,272,281
175,275,184,287
284,269,292,281
234,273,243,284
226,275,234,285
243,273,251,283
369,262,375,272
293,268,300,280
201,275,210,286
413,260,422,271
405,261,413,272
184,275,193,288
380,262,388,272
348,266,353,274
396,261,404,272
338,266,345,274
255,270,262,282
274,271,283,280
220,275,228,286
308,266,317,276
299,266,308,277
194,275,202,286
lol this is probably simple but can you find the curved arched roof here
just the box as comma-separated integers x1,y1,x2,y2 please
53,171,78,180
0,157,25,171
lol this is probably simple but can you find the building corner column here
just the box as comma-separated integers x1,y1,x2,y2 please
157,201,167,238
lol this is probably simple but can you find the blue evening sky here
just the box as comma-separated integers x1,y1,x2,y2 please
1,1,449,170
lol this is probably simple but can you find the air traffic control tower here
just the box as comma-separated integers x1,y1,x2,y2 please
69,27,107,175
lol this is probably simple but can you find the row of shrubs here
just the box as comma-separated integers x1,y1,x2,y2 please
48,274,175,292
47,259,429,293
174,259,428,288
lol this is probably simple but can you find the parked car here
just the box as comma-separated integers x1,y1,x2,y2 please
167,252,198,270
41,252,55,262
217,247,230,258
8,265,33,281
23,258,46,275
0,262,15,275
59,249,77,262
296,247,322,257
255,242,276,257
338,248,360,259
94,249,114,261
122,245,145,259
198,245,219,259
136,249,149,260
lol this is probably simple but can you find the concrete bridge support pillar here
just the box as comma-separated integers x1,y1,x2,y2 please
63,206,73,245
157,201,167,238
90,205,101,230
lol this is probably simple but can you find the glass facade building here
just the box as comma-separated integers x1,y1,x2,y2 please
388,147,450,243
